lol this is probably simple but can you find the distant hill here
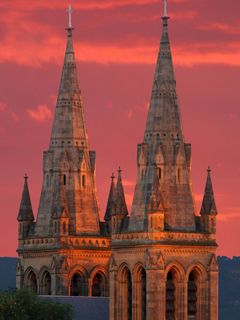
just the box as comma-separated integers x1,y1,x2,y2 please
218,256,240,320
0,256,240,319
0,257,17,291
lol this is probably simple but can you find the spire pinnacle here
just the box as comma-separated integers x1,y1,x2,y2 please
104,173,116,221
18,175,34,222
118,167,122,176
111,173,115,182
67,5,73,30
200,167,217,216
115,168,128,216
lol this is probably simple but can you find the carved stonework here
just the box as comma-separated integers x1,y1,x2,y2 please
109,254,117,272
145,249,164,270
209,254,219,272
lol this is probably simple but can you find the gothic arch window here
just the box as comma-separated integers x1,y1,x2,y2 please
70,272,88,296
188,271,199,320
127,269,132,320
46,174,49,187
40,270,51,295
118,266,132,320
63,174,66,186
134,266,147,320
141,268,147,320
92,272,108,297
166,271,176,320
25,270,38,293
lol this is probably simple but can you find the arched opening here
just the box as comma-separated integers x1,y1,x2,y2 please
140,268,147,320
134,266,147,320
26,270,38,293
158,168,162,180
119,267,132,320
127,269,132,320
41,270,51,295
70,272,88,296
166,270,176,320
63,222,67,234
188,271,199,320
177,168,181,183
82,175,86,188
92,272,108,297
63,174,66,186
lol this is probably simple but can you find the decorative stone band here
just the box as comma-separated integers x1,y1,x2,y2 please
112,231,216,244
18,236,111,251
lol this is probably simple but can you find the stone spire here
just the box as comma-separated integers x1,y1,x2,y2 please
200,167,217,215
17,175,34,222
34,9,100,236
129,6,195,232
50,12,88,148
115,167,128,216
144,14,183,142
104,173,116,222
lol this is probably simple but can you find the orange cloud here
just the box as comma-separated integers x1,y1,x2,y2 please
27,105,52,123
0,0,159,11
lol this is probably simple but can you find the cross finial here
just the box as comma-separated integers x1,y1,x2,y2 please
67,5,73,29
111,173,115,182
118,166,122,176
207,166,211,174
163,0,167,17
24,173,28,181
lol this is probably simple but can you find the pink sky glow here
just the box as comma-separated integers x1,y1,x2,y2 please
0,0,240,257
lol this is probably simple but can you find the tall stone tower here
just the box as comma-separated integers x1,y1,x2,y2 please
108,3,218,320
16,8,111,296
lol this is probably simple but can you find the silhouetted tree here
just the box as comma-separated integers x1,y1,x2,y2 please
0,289,73,320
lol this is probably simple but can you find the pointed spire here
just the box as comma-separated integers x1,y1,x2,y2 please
52,174,69,219
50,5,89,148
200,167,217,215
144,3,183,141
17,174,34,222
104,173,116,221
115,167,128,216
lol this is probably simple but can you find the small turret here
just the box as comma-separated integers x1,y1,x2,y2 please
111,168,128,234
200,167,217,233
51,175,69,237
17,175,34,239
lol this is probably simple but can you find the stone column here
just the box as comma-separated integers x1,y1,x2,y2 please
209,270,218,320
183,279,188,320
109,255,118,320
146,268,165,320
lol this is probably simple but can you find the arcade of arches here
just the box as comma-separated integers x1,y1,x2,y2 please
23,268,108,297
112,264,209,320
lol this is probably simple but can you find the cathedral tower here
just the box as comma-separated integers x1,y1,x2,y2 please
109,2,218,319
16,7,111,297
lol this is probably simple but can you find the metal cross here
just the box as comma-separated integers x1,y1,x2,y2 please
67,5,73,29
164,0,167,17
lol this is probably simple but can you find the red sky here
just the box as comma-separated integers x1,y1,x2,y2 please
0,0,239,257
